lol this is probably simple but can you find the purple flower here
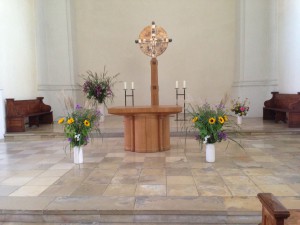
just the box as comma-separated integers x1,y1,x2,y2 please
76,104,82,109
218,131,227,141
68,138,72,142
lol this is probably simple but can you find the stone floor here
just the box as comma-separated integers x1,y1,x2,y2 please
0,116,300,224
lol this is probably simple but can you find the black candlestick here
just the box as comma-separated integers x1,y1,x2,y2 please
175,87,187,121
124,89,134,106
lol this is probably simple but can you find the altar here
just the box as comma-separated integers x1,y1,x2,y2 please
108,105,181,152
108,21,182,153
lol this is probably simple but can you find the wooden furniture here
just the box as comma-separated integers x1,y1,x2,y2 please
108,105,182,153
109,22,181,153
6,97,53,132
263,92,300,128
258,193,300,225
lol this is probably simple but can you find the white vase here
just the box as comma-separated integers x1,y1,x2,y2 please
73,146,83,164
98,103,105,122
206,143,215,163
237,115,242,125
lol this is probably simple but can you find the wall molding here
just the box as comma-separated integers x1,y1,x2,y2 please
232,79,278,87
38,84,80,91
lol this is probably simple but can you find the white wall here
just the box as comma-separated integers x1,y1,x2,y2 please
0,89,5,139
35,0,77,119
73,0,237,107
232,0,278,117
0,0,37,99
278,0,300,93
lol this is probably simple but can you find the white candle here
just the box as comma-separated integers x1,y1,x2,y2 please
183,80,186,88
131,82,134,89
124,82,127,90
175,81,178,88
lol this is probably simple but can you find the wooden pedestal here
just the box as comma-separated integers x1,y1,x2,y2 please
108,105,182,153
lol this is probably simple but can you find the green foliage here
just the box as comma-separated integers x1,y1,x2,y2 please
58,104,101,147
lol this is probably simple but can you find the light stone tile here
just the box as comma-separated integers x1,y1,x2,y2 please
138,175,166,185
114,168,141,176
71,184,107,196
167,176,195,185
1,177,34,186
242,168,273,176
194,175,224,186
9,185,49,196
165,156,187,163
249,175,285,185
0,196,54,210
259,184,300,196
135,196,225,211
223,196,261,212
251,156,281,163
135,184,166,196
103,184,136,196
111,175,139,184
0,185,20,196
167,184,199,196
277,196,300,209
46,196,135,210
49,163,75,170
26,177,60,186
40,184,78,197
37,169,69,177
141,168,166,176
197,185,232,197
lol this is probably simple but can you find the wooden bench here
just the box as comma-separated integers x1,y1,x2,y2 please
263,92,300,128
258,193,300,225
6,97,53,132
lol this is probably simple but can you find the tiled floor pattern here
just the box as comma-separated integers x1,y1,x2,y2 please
0,117,300,224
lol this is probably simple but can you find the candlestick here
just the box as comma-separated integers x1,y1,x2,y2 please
131,82,134,90
175,80,178,89
183,80,186,88
124,82,127,90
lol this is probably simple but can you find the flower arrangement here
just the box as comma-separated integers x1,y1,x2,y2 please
230,97,250,116
190,103,228,144
82,67,120,105
58,103,101,147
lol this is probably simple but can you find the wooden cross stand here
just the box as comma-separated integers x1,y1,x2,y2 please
108,22,182,153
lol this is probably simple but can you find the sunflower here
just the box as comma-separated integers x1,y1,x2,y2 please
84,120,90,127
58,118,65,124
67,118,74,124
192,116,198,123
208,117,216,124
218,116,225,124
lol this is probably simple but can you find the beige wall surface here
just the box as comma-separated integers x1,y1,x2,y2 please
0,0,37,99
73,0,237,107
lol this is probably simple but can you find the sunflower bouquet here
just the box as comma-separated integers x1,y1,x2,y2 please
190,103,228,144
58,104,101,147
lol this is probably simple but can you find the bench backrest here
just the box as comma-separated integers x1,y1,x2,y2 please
264,92,300,109
6,97,51,117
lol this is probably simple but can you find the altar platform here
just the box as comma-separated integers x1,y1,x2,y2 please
0,116,300,224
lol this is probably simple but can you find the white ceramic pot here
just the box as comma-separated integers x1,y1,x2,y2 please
237,115,242,125
98,103,105,122
206,143,215,163
73,146,83,164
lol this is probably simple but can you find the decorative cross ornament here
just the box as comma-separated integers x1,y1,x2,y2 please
135,21,172,58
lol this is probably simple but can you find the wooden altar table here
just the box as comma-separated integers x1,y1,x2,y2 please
108,105,182,153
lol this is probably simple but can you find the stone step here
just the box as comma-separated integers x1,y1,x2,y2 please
0,209,261,224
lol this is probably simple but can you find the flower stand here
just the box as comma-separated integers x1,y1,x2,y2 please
98,103,105,122
206,143,215,162
237,116,242,125
73,146,83,164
